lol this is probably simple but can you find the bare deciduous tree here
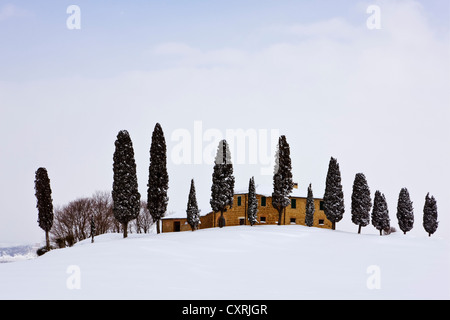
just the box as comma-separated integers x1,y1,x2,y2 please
51,191,116,247
134,200,154,233
90,191,114,235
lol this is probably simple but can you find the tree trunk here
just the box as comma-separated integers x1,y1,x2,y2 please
358,225,362,234
277,209,283,226
219,211,225,228
45,231,50,251
332,221,336,230
123,222,128,238
156,220,161,234
379,229,382,236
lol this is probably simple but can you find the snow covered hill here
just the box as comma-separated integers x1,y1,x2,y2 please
0,225,448,299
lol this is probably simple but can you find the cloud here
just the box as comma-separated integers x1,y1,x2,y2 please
151,42,248,68
152,42,200,56
268,17,364,41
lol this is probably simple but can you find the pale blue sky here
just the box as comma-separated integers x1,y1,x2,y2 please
1,0,449,243
1,0,448,80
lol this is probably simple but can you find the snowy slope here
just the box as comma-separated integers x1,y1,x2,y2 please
0,225,448,299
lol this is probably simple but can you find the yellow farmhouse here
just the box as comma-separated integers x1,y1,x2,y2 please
162,184,332,232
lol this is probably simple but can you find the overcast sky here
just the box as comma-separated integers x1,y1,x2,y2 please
1,0,449,244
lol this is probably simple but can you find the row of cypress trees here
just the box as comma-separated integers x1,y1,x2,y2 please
187,135,439,237
112,123,168,237
34,122,169,251
323,157,439,236
35,131,439,251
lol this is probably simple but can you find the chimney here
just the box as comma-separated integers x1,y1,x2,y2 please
293,182,298,189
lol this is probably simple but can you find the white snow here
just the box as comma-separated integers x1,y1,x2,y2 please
0,225,448,299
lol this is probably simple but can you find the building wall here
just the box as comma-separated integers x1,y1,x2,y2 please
162,193,332,232
161,218,192,233
284,197,332,229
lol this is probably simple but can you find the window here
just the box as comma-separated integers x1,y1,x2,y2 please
320,201,324,211
261,196,266,206
237,196,242,206
290,218,296,224
291,198,297,209
318,219,324,225
260,216,266,223
239,218,245,225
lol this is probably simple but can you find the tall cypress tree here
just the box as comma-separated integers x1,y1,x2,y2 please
272,135,293,226
397,187,414,235
147,123,169,234
351,173,372,234
186,179,200,231
34,167,54,251
112,130,141,238
210,140,235,228
247,176,258,226
323,157,345,230
305,183,315,227
423,193,438,237
372,190,390,236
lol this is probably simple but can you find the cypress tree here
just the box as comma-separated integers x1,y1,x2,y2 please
423,193,438,237
112,130,141,238
272,135,293,226
34,167,54,251
372,190,390,236
396,187,414,235
147,123,169,234
323,157,345,230
305,183,315,227
247,176,258,226
351,173,372,234
186,179,200,231
210,140,235,228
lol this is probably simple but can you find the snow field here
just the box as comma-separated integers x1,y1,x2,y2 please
0,225,448,299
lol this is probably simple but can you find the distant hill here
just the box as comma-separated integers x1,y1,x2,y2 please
0,244,38,263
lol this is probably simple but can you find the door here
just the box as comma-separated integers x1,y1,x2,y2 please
174,221,181,232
